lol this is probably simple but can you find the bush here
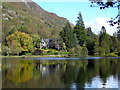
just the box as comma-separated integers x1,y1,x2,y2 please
108,53,118,57
69,45,88,57
1,45,10,56
107,52,119,57
75,45,82,57
44,49,60,55
54,52,59,55
33,49,43,55
118,52,120,56
59,51,69,54
81,47,88,57
25,53,32,55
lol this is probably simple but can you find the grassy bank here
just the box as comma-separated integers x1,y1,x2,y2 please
0,54,68,58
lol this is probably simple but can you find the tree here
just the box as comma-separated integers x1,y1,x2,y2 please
86,27,96,55
110,35,119,52
99,26,110,55
76,12,85,28
6,31,35,55
86,40,95,55
73,33,79,47
31,34,41,48
74,12,87,46
60,22,74,50
89,0,120,26
90,0,117,9
116,29,120,39
115,29,120,51
87,27,93,37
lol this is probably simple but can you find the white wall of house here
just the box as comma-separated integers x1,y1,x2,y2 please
40,39,48,49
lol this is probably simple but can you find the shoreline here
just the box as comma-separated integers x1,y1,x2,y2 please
0,55,120,58
0,54,69,58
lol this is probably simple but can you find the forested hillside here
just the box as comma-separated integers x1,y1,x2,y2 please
2,0,68,42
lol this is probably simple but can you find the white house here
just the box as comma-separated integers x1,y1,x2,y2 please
40,39,50,49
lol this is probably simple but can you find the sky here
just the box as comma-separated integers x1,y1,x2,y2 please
32,0,118,35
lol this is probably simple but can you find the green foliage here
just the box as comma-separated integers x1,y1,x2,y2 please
81,47,88,57
8,27,17,35
24,52,32,56
87,27,93,37
60,22,75,50
110,35,119,52
116,29,120,40
19,25,28,33
6,31,35,55
108,52,118,57
86,27,96,55
73,34,79,47
118,52,120,56
99,26,110,56
46,49,59,55
76,12,85,28
70,45,88,57
45,50,59,55
38,49,69,55
74,12,87,46
93,38,100,56
31,34,41,48
59,51,70,55
1,45,10,56
98,47,105,56
86,39,95,55
33,49,44,55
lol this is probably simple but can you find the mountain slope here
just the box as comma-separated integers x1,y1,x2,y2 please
2,1,68,43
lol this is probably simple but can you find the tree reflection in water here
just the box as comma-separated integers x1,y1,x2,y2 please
2,57,120,88
5,60,34,83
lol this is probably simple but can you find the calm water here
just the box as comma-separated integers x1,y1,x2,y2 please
2,57,120,88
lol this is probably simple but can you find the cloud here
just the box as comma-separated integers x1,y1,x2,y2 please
85,17,117,36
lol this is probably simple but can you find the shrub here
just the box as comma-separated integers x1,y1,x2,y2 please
108,53,118,57
69,45,88,57
81,47,88,57
1,45,10,56
118,52,120,56
54,52,59,55
24,52,32,55
33,49,43,55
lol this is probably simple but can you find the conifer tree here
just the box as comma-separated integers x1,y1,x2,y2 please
60,22,74,50
99,26,110,55
110,35,119,52
74,12,87,46
86,27,96,55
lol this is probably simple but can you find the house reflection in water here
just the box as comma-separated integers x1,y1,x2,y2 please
39,63,62,76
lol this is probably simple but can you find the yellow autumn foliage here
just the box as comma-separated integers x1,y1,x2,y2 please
6,31,35,54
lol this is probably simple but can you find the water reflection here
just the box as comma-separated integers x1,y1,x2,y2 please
2,57,120,88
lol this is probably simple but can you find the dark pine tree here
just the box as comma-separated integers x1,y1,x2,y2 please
86,27,96,55
74,12,87,46
60,22,74,50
